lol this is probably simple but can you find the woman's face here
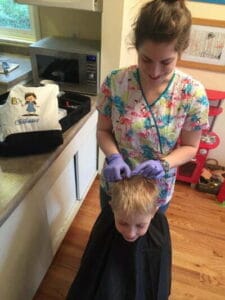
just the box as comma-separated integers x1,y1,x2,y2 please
137,40,178,87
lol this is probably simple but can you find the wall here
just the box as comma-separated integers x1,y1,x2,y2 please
187,1,225,20
100,0,124,82
119,0,145,68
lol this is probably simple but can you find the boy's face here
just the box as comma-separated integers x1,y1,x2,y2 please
114,210,156,242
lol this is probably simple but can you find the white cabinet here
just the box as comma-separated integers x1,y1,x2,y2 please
45,158,77,252
76,123,97,199
0,188,53,300
41,109,98,254
0,110,98,300
44,110,98,252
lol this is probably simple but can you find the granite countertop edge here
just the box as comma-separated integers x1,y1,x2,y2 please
0,99,97,227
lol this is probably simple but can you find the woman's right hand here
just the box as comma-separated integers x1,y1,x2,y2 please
132,160,165,179
104,154,131,182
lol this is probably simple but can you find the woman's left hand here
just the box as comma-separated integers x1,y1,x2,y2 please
132,160,165,179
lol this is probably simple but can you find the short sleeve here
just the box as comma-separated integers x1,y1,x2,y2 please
96,74,113,117
182,83,209,131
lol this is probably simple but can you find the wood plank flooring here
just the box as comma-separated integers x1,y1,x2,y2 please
33,177,225,300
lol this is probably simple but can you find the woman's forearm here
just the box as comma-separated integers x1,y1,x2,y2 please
97,129,119,157
163,145,198,169
163,129,202,169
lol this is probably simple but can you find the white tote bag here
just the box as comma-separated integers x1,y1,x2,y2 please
0,84,63,156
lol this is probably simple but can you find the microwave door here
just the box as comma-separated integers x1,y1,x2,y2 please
41,57,79,84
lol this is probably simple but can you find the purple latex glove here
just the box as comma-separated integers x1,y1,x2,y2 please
132,160,165,179
104,153,131,182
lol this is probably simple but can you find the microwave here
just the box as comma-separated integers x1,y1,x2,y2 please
29,37,100,95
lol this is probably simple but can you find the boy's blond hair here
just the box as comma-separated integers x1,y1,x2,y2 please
110,176,158,216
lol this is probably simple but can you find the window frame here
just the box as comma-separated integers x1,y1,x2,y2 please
0,5,40,44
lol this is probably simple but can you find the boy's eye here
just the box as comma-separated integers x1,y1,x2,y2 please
119,222,128,227
137,224,145,229
142,56,152,63
161,59,173,66
162,62,171,66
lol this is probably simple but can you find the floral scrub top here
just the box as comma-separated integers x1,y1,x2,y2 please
97,66,209,206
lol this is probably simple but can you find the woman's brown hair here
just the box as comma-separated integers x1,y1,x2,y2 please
134,0,192,54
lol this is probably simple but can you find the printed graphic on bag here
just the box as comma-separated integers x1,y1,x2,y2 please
23,92,39,116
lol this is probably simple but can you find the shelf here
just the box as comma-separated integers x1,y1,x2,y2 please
177,89,223,185
206,89,225,101
176,157,206,184
200,131,220,150
209,106,223,116
217,181,225,203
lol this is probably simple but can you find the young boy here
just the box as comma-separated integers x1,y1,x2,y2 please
67,176,171,300
110,175,158,243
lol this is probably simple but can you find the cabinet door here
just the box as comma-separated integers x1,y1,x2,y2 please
0,189,53,300
45,158,78,252
76,124,97,200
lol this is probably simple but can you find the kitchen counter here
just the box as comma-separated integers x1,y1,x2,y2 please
0,98,98,300
0,97,97,226
0,53,32,94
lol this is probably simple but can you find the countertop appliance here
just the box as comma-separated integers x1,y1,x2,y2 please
29,36,100,95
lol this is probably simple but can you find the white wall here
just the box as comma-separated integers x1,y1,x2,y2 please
100,0,124,82
187,1,225,20
119,0,141,68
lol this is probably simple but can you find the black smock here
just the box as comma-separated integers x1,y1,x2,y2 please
66,206,172,300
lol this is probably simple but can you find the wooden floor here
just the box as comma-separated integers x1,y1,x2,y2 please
33,177,225,300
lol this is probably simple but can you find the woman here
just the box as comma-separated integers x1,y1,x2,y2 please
97,0,209,212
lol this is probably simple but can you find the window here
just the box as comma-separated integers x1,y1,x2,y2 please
0,0,40,43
